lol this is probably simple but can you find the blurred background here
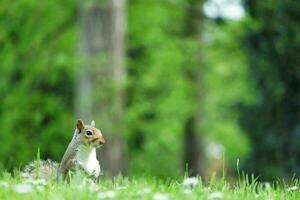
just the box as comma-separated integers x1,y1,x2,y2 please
0,0,299,181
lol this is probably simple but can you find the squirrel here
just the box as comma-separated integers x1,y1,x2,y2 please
22,119,105,182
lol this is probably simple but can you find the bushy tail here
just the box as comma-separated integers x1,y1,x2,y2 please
22,159,58,181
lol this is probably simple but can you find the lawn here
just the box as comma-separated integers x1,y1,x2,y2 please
0,172,299,200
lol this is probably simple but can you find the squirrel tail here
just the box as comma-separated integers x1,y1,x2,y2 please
22,159,58,181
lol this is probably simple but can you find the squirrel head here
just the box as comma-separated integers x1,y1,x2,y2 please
76,119,105,148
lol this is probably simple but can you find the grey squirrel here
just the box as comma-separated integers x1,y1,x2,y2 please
22,119,105,182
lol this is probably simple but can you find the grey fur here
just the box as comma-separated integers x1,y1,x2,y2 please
22,159,58,181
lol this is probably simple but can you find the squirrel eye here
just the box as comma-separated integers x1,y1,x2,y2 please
86,130,93,136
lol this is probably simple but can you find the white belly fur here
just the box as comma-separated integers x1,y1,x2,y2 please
76,145,100,177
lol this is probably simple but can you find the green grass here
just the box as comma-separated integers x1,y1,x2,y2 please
0,171,299,200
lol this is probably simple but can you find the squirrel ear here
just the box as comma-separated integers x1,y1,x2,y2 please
91,120,95,127
76,119,85,131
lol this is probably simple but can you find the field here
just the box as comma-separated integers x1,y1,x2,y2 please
0,172,299,200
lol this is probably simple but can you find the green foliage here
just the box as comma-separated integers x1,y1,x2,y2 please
240,0,300,179
0,0,77,168
201,21,256,163
127,0,254,178
127,0,202,178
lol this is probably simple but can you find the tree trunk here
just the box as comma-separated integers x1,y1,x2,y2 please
77,0,128,176
184,116,205,176
183,0,206,177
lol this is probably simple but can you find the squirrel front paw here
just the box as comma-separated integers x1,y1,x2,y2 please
92,165,101,178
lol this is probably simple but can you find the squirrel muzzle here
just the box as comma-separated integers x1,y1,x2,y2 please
92,129,105,147
98,135,105,145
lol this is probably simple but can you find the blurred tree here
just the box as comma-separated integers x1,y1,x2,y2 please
182,0,206,177
76,0,128,176
240,0,300,179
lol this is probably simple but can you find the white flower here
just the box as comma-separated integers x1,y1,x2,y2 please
0,181,9,188
182,178,199,195
14,183,33,194
153,192,169,200
264,182,272,191
287,186,298,191
183,177,199,189
98,191,117,199
208,191,223,199
183,189,193,194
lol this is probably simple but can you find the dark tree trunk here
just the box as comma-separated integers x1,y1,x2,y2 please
184,116,205,176
183,0,205,177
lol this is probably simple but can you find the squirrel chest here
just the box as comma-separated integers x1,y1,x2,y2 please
75,145,100,177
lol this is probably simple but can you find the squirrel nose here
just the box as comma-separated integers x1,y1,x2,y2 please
99,137,105,145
